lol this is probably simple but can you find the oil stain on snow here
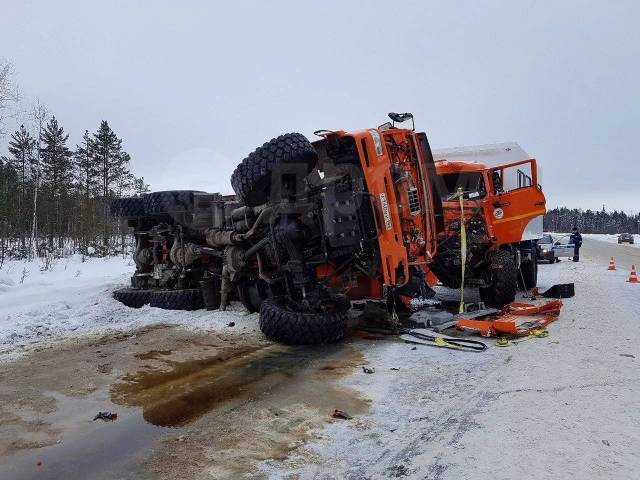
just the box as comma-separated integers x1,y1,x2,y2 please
0,335,368,480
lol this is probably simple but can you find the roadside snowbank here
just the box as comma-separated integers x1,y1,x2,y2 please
0,255,258,361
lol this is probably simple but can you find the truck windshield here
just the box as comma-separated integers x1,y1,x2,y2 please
439,172,486,200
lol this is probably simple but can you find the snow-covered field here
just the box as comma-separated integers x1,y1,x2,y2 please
0,255,256,361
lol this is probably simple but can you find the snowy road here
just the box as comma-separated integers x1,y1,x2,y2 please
269,237,640,479
0,238,638,479
582,235,640,269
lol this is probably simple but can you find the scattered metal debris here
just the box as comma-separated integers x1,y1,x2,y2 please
332,409,352,420
93,411,117,421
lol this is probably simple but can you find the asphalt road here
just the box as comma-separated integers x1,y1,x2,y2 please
581,237,640,270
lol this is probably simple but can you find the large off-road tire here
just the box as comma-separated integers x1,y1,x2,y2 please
259,296,348,345
110,197,145,218
143,190,204,215
149,288,205,311
231,133,318,206
113,288,151,308
479,250,518,308
518,247,538,290
237,277,271,313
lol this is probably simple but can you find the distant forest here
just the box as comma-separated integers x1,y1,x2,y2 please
0,60,148,264
544,207,640,234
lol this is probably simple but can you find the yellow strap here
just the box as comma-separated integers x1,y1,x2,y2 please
528,328,549,338
434,337,449,347
458,188,466,314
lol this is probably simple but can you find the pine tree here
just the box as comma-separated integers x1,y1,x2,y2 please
91,120,130,244
40,116,73,245
6,125,35,240
73,129,98,247
92,120,124,199
0,157,18,263
74,129,98,198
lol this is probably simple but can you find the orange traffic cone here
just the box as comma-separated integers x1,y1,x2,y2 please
608,257,616,271
627,265,638,283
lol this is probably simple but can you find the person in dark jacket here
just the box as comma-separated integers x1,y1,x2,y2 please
570,227,583,262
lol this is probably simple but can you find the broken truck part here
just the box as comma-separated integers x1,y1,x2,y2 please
455,299,563,337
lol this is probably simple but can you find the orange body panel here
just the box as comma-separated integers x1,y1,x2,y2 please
352,129,410,286
319,128,438,290
455,300,562,337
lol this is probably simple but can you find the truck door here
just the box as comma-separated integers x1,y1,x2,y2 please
414,132,442,255
488,159,546,245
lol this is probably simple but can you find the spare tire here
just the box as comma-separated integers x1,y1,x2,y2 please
231,133,318,206
113,288,151,308
143,190,204,215
149,288,205,311
110,197,145,218
259,296,348,345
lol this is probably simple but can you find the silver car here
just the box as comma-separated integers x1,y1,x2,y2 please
537,234,575,263
552,235,576,259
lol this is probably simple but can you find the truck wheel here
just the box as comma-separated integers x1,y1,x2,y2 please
143,190,204,215
518,248,538,290
231,133,318,206
259,296,348,345
479,250,517,308
110,197,145,218
113,288,151,308
237,277,271,313
149,289,205,311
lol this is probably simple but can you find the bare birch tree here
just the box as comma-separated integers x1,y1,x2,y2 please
0,60,20,138
29,99,48,260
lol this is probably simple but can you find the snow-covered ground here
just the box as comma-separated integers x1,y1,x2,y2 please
261,237,640,479
0,255,256,361
1,238,639,479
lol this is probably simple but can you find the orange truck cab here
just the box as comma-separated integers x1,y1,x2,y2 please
427,143,546,307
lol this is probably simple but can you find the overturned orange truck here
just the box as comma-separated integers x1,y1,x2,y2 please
111,113,546,344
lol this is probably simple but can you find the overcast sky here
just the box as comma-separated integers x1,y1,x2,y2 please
2,0,638,212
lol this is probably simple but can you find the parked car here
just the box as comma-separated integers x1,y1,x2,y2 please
537,234,576,263
537,235,556,263
552,235,577,259
618,233,635,244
